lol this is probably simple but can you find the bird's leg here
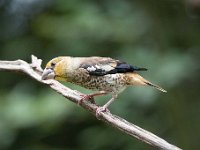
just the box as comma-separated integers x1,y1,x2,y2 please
79,91,108,105
96,94,118,117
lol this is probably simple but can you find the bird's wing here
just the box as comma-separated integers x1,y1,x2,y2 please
79,57,147,76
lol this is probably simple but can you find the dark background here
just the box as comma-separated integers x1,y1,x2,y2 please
0,0,200,149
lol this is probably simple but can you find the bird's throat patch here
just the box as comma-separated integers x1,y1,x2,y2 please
55,76,67,82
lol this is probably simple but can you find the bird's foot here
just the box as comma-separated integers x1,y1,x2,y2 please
78,94,96,105
78,91,108,105
95,106,110,118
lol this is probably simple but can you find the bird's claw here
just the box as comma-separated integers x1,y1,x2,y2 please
78,94,96,105
95,106,109,118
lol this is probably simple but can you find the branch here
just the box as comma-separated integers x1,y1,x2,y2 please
0,55,182,150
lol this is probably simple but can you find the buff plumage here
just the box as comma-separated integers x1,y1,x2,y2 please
42,56,166,116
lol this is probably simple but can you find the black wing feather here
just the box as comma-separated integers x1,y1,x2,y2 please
81,60,147,76
109,61,147,73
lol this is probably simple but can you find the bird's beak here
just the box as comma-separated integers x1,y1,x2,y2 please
41,68,55,80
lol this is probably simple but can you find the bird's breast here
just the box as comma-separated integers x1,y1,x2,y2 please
69,73,127,93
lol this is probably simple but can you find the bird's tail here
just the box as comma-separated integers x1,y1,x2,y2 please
126,73,167,93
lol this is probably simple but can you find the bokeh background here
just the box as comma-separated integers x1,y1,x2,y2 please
0,0,200,149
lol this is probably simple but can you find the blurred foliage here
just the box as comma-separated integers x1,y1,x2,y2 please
0,0,200,150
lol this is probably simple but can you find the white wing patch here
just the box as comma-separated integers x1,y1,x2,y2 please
86,64,114,72
94,65,100,69
81,61,117,76
87,66,97,72
100,65,114,72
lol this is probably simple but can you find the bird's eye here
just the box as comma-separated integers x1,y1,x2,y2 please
51,62,56,67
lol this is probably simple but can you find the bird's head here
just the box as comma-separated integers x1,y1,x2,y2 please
42,57,68,81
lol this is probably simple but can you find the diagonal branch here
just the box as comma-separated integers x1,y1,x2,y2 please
0,55,182,150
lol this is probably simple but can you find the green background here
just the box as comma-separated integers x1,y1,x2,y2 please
0,0,200,149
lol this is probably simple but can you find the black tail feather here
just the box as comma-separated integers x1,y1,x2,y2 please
133,67,148,71
109,62,147,74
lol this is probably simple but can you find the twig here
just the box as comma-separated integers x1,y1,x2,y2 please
0,55,182,150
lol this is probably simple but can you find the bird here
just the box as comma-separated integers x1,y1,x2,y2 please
42,56,167,116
